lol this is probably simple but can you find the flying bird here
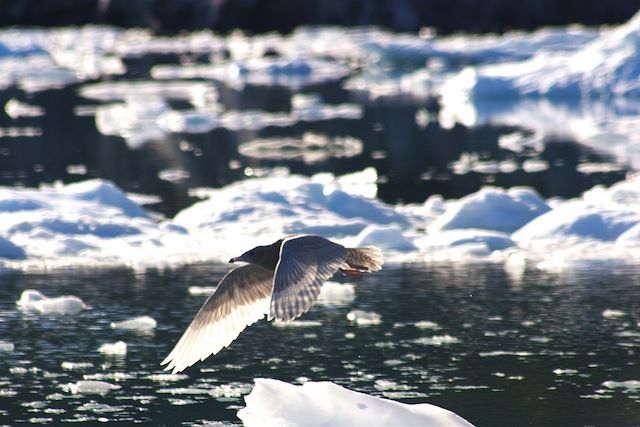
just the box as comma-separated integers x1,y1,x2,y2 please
161,235,383,373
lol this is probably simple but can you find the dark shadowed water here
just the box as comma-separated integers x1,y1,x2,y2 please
0,262,639,426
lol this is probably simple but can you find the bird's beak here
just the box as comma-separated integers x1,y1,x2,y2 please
229,257,240,263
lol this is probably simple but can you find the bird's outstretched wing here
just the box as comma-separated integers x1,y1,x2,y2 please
162,264,274,373
270,235,348,322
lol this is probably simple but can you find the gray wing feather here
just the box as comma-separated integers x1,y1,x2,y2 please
270,235,348,321
161,264,274,373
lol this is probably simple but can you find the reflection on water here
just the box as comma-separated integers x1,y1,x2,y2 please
0,263,639,426
0,80,630,217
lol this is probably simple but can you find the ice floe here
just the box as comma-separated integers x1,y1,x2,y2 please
238,378,474,427
16,290,86,315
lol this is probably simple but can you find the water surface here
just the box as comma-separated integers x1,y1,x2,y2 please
0,263,638,426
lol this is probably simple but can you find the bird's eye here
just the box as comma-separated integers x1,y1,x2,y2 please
249,250,256,256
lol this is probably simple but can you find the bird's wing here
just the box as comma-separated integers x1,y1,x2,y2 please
270,235,348,322
161,264,274,373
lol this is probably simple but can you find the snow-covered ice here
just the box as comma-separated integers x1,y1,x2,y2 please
238,378,474,427
0,169,639,272
16,290,86,315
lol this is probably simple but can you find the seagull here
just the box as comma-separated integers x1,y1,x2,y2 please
161,235,383,373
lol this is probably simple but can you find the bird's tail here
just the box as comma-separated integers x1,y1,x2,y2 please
346,246,384,272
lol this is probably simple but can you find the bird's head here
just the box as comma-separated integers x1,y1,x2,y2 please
229,239,283,270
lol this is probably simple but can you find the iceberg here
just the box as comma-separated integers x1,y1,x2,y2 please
237,378,474,427
16,290,86,315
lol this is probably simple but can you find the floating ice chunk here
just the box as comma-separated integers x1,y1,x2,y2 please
415,321,441,330
347,310,382,325
188,286,217,296
317,282,355,306
17,290,87,315
110,316,157,331
158,168,191,183
273,320,323,328
413,335,461,346
0,341,14,352
4,99,44,118
98,341,127,356
61,362,94,371
145,373,188,382
602,380,640,390
430,187,549,233
62,380,121,395
238,378,475,427
351,225,416,252
602,309,626,319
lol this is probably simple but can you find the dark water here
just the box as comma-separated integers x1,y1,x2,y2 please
0,263,639,426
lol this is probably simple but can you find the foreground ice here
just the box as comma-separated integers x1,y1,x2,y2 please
238,378,474,427
17,290,86,315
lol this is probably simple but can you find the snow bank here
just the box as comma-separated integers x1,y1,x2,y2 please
16,290,86,315
238,378,474,427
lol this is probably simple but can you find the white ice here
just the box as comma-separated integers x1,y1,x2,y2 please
347,310,382,326
0,341,15,352
317,281,356,306
62,380,121,395
0,165,640,273
16,290,86,315
110,316,157,331
237,378,474,427
98,341,127,356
